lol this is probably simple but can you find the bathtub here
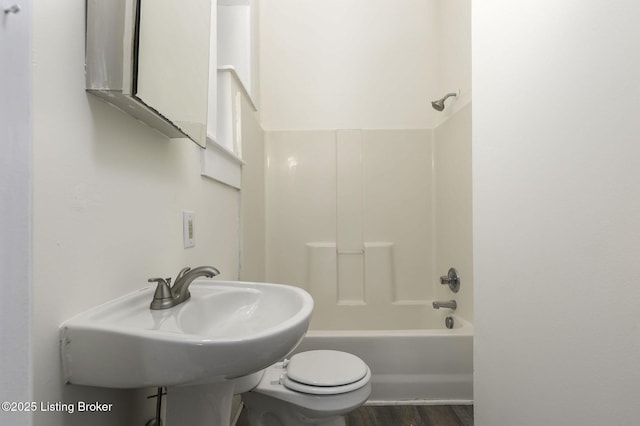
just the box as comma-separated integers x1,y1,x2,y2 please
292,314,473,405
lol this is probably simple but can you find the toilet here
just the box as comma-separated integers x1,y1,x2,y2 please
242,350,372,426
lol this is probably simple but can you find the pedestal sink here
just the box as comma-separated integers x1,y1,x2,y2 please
60,279,314,425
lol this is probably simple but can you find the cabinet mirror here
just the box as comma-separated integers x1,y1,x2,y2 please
86,0,210,148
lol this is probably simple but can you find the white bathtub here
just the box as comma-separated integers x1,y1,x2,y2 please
292,314,473,405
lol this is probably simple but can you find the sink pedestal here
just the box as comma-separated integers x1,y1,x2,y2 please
166,383,234,426
165,372,264,426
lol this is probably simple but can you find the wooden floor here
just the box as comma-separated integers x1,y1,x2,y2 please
236,404,474,426
344,405,473,426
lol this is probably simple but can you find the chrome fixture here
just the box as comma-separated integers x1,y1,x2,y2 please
431,92,458,111
445,316,454,329
432,300,457,310
4,4,21,14
149,266,220,310
440,267,460,293
85,0,210,147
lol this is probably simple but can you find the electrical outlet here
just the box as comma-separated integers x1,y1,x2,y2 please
183,211,195,248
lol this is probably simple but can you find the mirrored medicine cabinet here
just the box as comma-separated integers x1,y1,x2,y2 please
85,0,210,148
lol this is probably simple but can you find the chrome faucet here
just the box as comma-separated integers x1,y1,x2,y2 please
148,266,220,310
432,300,457,310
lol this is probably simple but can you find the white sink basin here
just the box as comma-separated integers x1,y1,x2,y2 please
60,280,313,388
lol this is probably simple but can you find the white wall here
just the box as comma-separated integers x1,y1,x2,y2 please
31,3,241,426
259,0,439,130
473,2,640,425
1,2,33,425
435,0,471,117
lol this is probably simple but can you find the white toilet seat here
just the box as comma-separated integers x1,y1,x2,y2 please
282,350,371,395
286,350,369,387
244,349,373,423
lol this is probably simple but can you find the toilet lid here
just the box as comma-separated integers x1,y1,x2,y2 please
283,350,370,395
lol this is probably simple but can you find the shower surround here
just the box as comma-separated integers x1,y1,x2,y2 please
266,128,436,329
266,105,472,329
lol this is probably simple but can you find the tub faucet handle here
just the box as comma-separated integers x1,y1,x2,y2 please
439,267,460,293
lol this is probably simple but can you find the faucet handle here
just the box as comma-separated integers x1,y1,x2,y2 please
148,278,174,309
439,267,460,293
175,267,192,282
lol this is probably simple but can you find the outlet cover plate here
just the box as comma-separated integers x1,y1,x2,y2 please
183,211,195,248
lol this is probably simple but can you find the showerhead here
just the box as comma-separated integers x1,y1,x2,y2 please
431,92,458,112
431,99,446,111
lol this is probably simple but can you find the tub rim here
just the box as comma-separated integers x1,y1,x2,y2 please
306,315,474,338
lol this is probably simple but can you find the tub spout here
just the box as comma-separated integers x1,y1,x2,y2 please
432,300,457,310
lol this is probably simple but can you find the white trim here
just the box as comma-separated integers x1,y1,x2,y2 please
200,138,244,189
218,66,258,111
202,65,258,188
365,399,473,406
207,135,246,165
